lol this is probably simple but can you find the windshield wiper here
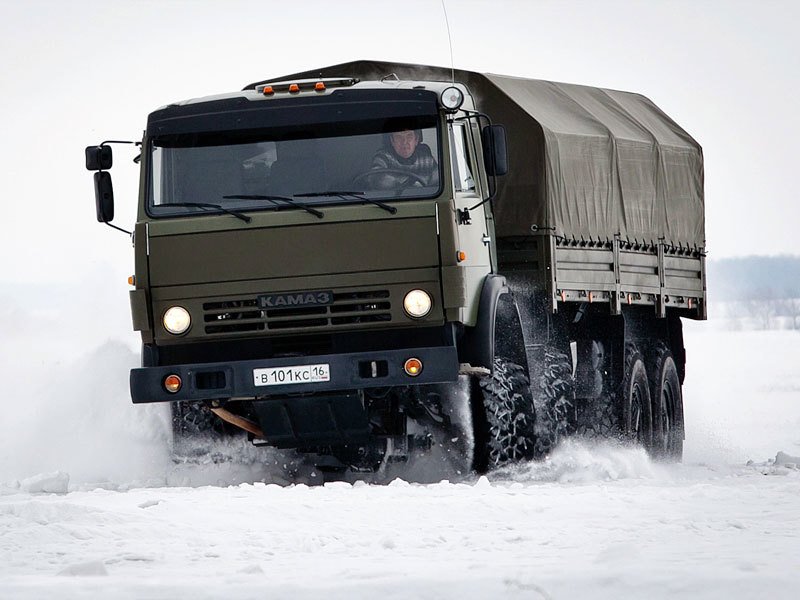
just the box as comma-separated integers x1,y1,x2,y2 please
167,202,251,223
223,194,324,219
294,191,397,215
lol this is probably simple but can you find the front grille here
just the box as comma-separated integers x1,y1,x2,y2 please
202,290,391,335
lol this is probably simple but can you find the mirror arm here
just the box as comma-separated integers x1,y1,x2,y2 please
468,185,495,212
104,140,142,164
99,140,138,147
105,222,132,236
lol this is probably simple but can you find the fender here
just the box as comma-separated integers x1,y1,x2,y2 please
458,274,509,371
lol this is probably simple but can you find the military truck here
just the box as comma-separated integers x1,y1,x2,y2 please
86,60,705,473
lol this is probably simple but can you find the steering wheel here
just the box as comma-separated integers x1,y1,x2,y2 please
353,169,427,189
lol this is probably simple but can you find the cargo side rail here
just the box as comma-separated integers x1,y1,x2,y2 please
497,234,706,320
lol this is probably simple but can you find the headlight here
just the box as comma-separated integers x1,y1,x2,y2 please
163,306,191,335
403,289,432,318
441,86,464,111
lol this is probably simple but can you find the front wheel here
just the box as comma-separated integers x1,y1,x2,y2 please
170,401,236,459
471,357,537,472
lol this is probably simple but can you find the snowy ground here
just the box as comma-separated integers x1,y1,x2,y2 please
1,303,799,598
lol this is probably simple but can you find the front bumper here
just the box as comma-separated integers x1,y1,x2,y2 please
130,345,459,404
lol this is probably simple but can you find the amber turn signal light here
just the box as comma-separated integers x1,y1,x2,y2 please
164,374,182,393
403,358,423,377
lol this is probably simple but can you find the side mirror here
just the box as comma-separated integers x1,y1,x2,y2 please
482,125,508,177
94,171,114,222
86,145,113,171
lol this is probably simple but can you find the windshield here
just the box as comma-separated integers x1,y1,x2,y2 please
148,117,442,217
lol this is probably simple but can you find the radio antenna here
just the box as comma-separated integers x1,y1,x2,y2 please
440,0,455,83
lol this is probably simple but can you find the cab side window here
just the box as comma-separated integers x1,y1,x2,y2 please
449,122,475,193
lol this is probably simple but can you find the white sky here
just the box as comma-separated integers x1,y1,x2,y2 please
1,0,798,285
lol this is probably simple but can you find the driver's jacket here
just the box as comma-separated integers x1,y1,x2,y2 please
370,144,440,188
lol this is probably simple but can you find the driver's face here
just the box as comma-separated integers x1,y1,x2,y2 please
390,130,419,159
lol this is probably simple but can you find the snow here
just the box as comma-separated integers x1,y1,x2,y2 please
1,314,800,598
775,451,800,468
681,325,800,464
1,460,798,599
18,472,70,494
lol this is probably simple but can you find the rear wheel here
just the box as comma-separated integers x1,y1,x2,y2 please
570,340,619,440
532,346,574,458
620,344,653,447
648,343,684,460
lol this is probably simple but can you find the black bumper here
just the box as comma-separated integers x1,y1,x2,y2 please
130,345,459,404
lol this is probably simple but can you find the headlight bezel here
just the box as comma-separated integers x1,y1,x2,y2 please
162,306,192,335
403,289,433,319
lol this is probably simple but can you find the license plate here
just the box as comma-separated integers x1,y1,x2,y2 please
253,363,331,387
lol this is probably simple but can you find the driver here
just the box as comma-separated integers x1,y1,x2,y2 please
369,129,439,188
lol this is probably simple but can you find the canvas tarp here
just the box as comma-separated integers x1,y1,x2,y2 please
247,61,705,249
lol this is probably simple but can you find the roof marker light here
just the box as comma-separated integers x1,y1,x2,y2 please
262,86,274,95
315,82,326,91
288,83,300,93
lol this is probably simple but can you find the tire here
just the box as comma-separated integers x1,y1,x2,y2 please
571,393,619,440
472,357,537,472
172,401,219,435
171,401,229,457
532,347,575,457
570,341,619,439
620,344,653,447
647,343,685,460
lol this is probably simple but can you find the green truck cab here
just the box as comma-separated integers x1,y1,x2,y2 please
87,61,706,472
